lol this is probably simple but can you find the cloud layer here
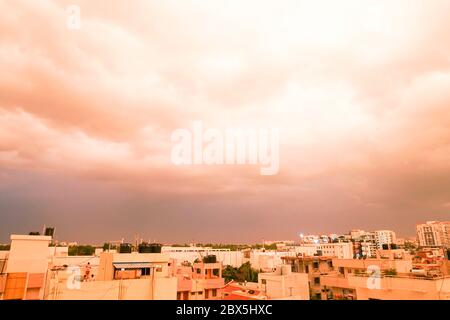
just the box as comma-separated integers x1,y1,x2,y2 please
1,0,450,242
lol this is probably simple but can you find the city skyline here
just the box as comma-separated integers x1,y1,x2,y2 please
1,1,450,243
0,221,436,245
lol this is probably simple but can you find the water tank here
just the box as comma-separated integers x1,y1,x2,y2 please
138,243,162,253
203,255,217,263
138,243,152,253
44,227,55,237
149,243,162,253
119,243,132,253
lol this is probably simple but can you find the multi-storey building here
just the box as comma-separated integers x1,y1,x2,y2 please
248,250,297,272
162,246,243,268
175,260,224,300
0,235,51,300
351,230,397,257
320,250,415,300
290,243,353,259
416,221,450,247
351,231,377,258
374,230,397,249
258,265,310,300
281,256,334,300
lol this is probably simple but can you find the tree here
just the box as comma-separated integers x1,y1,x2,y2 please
222,263,259,283
223,265,239,282
68,245,95,256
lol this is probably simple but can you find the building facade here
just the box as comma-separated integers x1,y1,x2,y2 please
417,221,450,247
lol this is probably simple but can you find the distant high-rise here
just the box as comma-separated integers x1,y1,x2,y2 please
374,230,397,249
416,221,450,247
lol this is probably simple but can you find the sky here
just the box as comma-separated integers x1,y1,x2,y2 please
0,0,450,243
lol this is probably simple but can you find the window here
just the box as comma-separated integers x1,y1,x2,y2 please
314,277,320,285
141,268,151,276
212,289,217,297
313,262,319,269
305,266,309,273
328,261,333,268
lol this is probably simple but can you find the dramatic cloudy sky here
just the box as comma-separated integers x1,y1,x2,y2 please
1,0,449,243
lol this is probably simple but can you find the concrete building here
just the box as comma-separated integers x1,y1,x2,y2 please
45,251,178,300
162,246,243,268
320,256,450,300
258,265,310,300
291,242,353,259
175,260,225,300
317,243,353,259
347,274,450,300
416,221,450,247
352,231,378,258
249,250,297,272
318,251,438,300
374,230,397,249
1,235,52,300
281,256,334,299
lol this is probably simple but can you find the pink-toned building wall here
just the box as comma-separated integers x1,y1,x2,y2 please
174,261,225,300
3,235,51,300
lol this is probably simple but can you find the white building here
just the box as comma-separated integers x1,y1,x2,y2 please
292,243,353,259
249,250,297,272
258,265,310,300
416,221,450,247
374,230,397,249
161,246,243,268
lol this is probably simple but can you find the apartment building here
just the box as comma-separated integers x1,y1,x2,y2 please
290,242,353,259
258,265,310,300
0,235,52,300
416,221,450,247
317,243,354,259
281,256,334,299
248,250,297,272
162,246,243,268
44,251,178,300
347,274,450,300
351,231,384,258
317,249,450,300
374,230,397,249
175,259,224,300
